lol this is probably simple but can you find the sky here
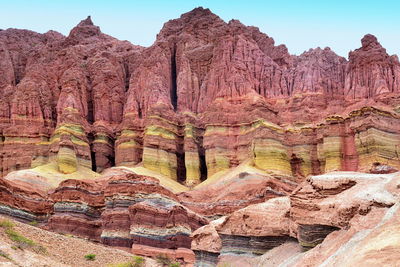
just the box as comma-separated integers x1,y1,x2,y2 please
1,0,399,58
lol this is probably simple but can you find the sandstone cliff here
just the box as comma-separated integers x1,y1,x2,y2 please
1,8,399,187
0,7,400,266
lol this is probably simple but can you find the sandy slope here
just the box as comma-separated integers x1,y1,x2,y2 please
0,215,159,267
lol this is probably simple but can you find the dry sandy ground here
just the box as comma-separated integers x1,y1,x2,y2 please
0,215,159,267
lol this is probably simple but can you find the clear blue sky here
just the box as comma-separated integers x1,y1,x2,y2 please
1,0,399,58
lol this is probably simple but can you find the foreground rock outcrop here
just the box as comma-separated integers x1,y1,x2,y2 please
47,171,208,252
178,168,296,217
191,171,400,266
0,168,208,263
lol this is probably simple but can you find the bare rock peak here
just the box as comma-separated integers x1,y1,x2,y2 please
228,19,245,26
178,6,222,23
66,15,101,44
78,15,94,27
361,34,381,49
185,7,212,16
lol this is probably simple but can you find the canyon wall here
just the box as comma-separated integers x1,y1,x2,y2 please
0,8,399,186
0,7,400,266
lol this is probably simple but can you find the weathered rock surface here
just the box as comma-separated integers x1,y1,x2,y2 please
0,169,207,262
192,171,400,266
0,7,399,186
0,214,159,267
0,173,52,222
345,34,400,98
131,245,195,266
179,170,295,217
46,171,208,254
0,7,400,267
191,216,226,266
101,171,207,249
190,197,293,266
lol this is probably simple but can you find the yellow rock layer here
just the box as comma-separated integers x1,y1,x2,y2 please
185,151,201,186
356,128,400,171
195,159,271,189
142,147,177,180
116,166,188,193
27,162,100,189
292,145,313,176
321,136,342,172
57,146,77,174
206,148,231,177
253,138,291,176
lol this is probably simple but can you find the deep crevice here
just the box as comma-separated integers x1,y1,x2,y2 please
87,100,94,124
11,55,27,86
88,133,97,172
107,136,116,168
123,61,130,92
91,150,97,172
170,45,178,111
15,76,21,85
199,153,207,182
137,100,142,119
176,125,186,183
197,134,208,181
106,154,115,167
290,153,304,177
86,75,94,124
176,151,186,183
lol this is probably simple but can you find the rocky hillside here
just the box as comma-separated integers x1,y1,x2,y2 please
0,7,399,184
0,215,158,267
192,171,400,266
0,6,400,267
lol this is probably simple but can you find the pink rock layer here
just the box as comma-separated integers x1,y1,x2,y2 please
191,171,400,266
0,8,399,185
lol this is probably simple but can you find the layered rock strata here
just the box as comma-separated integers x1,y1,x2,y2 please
47,171,208,251
0,169,207,257
101,172,207,249
192,171,400,266
191,217,226,267
0,8,400,266
289,172,397,248
217,197,295,257
0,8,399,186
179,171,295,217
0,175,52,222
47,178,105,241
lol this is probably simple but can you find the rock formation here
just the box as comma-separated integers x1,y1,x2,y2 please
192,171,400,266
179,170,296,217
0,167,208,263
0,6,400,266
47,170,208,250
0,8,399,186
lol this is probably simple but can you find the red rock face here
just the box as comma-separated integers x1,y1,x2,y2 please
191,171,400,266
0,8,399,181
0,175,53,221
1,9,399,265
178,172,295,217
0,16,144,176
345,34,400,98
45,171,208,251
